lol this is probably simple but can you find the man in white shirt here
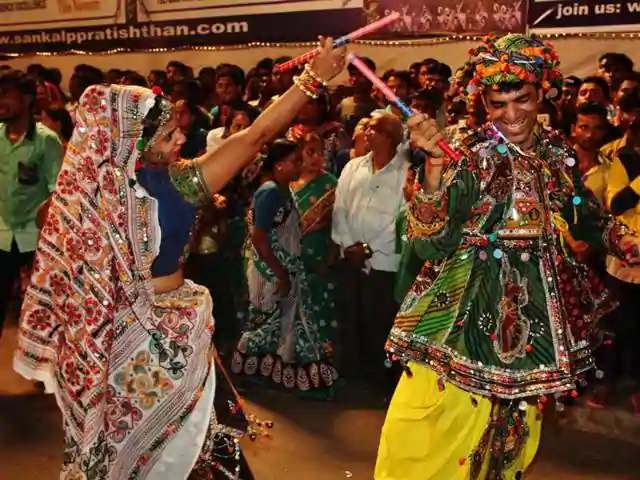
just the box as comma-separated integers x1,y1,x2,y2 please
331,113,408,396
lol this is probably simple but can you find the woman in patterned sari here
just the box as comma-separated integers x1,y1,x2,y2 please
290,133,340,366
14,39,347,479
231,139,339,398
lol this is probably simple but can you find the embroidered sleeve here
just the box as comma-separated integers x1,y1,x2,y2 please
168,159,211,205
404,159,480,261
563,165,630,260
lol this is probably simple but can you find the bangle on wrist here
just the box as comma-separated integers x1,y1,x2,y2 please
304,64,328,86
293,68,323,99
427,157,445,167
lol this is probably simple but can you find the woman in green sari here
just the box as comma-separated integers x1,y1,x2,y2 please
291,133,340,363
231,139,338,398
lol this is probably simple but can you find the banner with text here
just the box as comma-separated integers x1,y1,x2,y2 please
365,0,526,35
529,0,640,33
0,0,126,31
0,0,364,54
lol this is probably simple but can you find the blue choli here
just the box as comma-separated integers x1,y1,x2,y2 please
136,166,197,277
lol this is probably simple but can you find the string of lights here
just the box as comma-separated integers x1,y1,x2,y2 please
3,31,639,57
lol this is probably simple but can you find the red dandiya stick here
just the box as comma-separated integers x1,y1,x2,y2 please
273,12,401,73
347,52,461,162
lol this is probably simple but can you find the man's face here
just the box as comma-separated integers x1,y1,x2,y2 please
561,85,579,107
387,76,410,101
578,82,605,105
215,76,241,104
166,66,184,85
484,83,541,147
419,66,446,92
255,68,271,93
365,117,391,151
272,70,294,93
0,85,26,122
572,113,608,151
349,71,373,93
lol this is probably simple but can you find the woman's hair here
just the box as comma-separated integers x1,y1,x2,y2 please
150,69,167,84
43,104,74,142
122,71,148,88
261,138,299,173
177,98,200,119
300,91,331,124
141,94,171,144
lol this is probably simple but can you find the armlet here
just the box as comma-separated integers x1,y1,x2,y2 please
168,159,211,205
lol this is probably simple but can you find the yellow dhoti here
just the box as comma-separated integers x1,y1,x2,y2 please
375,363,542,480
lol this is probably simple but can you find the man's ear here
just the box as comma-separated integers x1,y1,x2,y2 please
537,87,544,104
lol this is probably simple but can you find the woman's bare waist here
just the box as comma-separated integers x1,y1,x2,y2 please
152,270,185,294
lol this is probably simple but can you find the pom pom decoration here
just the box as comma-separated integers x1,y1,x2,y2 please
464,33,563,100
135,138,148,152
151,85,163,95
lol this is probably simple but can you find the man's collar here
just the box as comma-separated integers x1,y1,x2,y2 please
1,120,36,141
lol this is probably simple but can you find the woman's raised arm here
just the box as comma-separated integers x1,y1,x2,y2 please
197,37,346,194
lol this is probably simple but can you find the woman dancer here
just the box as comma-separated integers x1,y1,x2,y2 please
232,139,338,397
14,38,346,479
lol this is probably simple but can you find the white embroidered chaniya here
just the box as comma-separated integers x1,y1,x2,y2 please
13,84,216,479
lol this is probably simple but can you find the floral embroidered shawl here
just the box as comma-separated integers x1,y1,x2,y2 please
14,85,212,478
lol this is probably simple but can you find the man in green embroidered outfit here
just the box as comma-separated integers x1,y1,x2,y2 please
375,34,640,480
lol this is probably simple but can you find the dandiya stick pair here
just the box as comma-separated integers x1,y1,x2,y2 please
347,53,461,162
273,12,400,73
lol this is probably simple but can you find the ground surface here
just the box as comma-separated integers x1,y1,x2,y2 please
0,323,638,479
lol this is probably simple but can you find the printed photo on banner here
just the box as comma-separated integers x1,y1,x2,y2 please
0,0,124,31
529,0,640,33
363,0,525,35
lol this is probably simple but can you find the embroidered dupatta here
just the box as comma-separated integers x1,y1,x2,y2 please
14,85,213,478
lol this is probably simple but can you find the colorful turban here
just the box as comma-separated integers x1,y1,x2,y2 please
464,33,562,97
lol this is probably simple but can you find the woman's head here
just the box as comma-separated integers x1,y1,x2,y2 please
174,99,199,132
34,79,63,114
295,92,330,125
224,108,258,137
141,96,185,165
121,71,149,88
300,133,325,175
262,138,301,183
41,104,74,143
